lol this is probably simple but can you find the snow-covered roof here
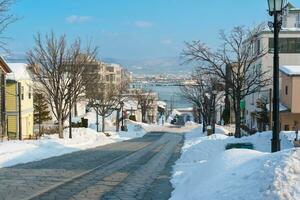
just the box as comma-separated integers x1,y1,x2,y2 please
124,100,138,110
157,101,167,109
7,63,32,81
280,66,300,76
266,103,289,112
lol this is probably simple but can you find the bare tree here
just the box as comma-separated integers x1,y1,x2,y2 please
115,77,130,131
133,88,156,123
180,69,222,132
27,32,98,138
183,26,271,137
0,0,17,52
88,83,120,133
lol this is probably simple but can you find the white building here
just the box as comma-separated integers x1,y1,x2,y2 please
245,3,300,130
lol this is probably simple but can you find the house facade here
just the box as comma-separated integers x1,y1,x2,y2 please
0,57,11,140
6,63,34,140
278,66,300,131
244,3,300,130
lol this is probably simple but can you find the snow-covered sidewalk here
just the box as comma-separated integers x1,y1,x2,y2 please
170,127,300,200
0,122,146,168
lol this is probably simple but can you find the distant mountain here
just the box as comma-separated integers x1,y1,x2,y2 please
102,57,194,75
4,54,194,76
4,53,27,63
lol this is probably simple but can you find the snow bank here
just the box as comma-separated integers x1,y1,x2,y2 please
0,122,146,168
132,120,199,133
171,127,299,200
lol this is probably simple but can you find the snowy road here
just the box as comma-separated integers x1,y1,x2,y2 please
0,132,183,200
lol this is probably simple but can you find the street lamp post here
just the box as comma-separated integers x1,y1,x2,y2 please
120,101,126,131
268,0,286,152
212,90,218,134
68,84,72,139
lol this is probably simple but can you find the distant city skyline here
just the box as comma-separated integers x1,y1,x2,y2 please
4,0,300,60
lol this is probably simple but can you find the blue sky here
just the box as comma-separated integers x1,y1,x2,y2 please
5,0,300,60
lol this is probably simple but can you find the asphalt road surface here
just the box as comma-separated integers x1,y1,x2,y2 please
0,132,183,200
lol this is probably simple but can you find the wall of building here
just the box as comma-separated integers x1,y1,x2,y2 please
280,112,300,131
6,79,34,140
281,73,293,110
20,80,34,139
292,76,300,113
245,30,300,129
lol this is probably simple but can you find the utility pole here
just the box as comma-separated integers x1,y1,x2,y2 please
18,82,22,140
269,88,272,131
68,84,72,139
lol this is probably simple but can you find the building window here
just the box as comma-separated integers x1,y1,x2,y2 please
28,86,32,99
269,38,300,53
21,86,24,100
106,66,114,72
296,14,300,27
285,85,288,95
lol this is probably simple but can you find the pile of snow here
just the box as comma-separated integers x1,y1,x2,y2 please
83,111,116,131
133,120,199,134
171,127,299,200
0,122,146,168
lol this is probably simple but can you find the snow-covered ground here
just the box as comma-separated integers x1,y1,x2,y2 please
171,126,300,200
0,121,146,168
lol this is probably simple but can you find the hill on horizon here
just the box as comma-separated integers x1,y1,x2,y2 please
4,55,195,76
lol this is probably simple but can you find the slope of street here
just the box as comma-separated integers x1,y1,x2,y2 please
0,132,183,200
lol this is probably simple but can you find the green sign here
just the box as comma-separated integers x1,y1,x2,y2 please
240,100,245,109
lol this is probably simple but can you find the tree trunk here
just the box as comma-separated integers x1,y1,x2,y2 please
235,96,241,138
38,112,41,136
142,108,147,123
74,100,78,117
58,116,64,139
202,120,206,133
38,122,41,137
96,111,99,132
198,110,202,124
102,114,105,133
116,109,120,132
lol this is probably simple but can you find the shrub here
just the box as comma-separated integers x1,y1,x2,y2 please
129,115,136,121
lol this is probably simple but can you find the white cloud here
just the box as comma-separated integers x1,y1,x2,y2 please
161,39,172,44
134,20,153,28
66,15,93,24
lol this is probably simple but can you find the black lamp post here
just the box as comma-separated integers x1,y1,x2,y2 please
267,0,286,152
68,84,72,139
212,90,217,134
120,101,126,131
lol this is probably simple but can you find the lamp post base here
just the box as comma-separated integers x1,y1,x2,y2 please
271,139,281,153
121,126,127,132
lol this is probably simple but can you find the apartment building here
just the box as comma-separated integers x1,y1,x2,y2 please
245,3,300,130
83,60,130,94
